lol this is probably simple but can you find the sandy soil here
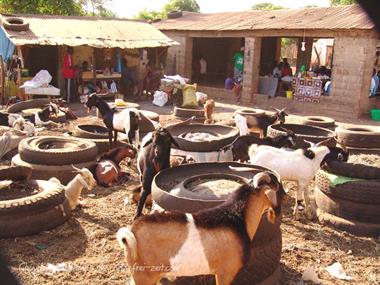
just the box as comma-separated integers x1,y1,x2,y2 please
0,100,379,285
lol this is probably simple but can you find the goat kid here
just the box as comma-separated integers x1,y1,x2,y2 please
49,165,97,210
117,172,286,285
222,129,296,162
12,117,37,136
91,144,137,187
245,108,288,137
204,99,215,124
85,94,140,149
135,128,179,219
247,143,348,220
0,112,21,127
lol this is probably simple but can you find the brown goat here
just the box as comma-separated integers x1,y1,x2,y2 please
204,99,215,124
117,172,286,285
90,144,137,187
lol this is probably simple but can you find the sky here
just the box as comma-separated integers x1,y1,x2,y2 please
107,0,331,19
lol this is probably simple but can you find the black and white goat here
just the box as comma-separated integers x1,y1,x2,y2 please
117,172,286,285
135,127,179,219
243,108,288,137
245,141,348,220
23,103,59,127
85,94,140,149
222,128,296,162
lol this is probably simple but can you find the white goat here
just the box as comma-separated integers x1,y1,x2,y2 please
246,143,348,220
49,166,97,210
12,117,37,136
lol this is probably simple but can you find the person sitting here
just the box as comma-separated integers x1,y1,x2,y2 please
281,60,293,78
272,61,283,78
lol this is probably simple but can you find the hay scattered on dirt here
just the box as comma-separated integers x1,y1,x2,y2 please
348,154,380,167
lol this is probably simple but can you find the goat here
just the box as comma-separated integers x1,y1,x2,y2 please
23,103,58,127
12,117,37,136
85,94,140,149
204,99,215,124
135,127,179,219
222,129,296,162
49,165,97,210
244,108,288,137
117,172,286,285
246,142,348,220
90,144,137,187
0,112,21,127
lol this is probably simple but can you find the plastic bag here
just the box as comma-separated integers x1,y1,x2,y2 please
196,92,208,104
182,84,198,107
152,91,168,107
20,70,52,89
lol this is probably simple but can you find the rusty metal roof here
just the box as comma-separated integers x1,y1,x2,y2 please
154,5,374,32
0,14,178,48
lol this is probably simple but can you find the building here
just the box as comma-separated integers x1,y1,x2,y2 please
0,13,177,100
154,5,379,118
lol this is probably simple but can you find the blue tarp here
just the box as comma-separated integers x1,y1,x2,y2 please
0,27,15,63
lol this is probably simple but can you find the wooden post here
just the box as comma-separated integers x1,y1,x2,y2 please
242,37,262,103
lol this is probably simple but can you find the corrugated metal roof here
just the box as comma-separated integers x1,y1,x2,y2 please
154,5,375,32
0,14,178,48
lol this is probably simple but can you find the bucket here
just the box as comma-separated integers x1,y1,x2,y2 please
286,90,293,100
370,109,380,121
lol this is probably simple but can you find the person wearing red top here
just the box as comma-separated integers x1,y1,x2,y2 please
281,59,293,77
63,47,76,103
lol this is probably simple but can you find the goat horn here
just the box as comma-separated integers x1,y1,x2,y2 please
304,140,316,148
281,107,287,112
316,138,332,147
252,172,272,188
273,108,281,113
71,164,81,172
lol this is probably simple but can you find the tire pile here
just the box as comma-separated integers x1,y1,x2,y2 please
12,136,97,184
0,166,71,238
336,125,380,155
316,160,380,237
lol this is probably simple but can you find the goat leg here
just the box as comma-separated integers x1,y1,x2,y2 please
302,183,315,220
134,189,150,219
293,183,302,220
108,131,113,150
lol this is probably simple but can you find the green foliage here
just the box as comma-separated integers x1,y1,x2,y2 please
281,38,298,48
135,0,200,21
136,9,163,21
78,0,115,17
330,0,356,5
0,0,84,15
251,2,286,10
162,0,200,14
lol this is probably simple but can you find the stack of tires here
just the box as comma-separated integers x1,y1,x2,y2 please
336,125,380,155
0,166,71,238
315,161,380,237
12,136,97,184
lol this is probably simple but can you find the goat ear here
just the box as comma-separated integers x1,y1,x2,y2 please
264,189,278,207
142,138,153,148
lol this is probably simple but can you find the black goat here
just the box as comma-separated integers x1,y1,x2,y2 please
223,129,296,162
135,128,179,219
246,108,288,137
85,94,140,149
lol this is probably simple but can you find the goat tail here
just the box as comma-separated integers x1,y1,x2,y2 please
117,227,138,261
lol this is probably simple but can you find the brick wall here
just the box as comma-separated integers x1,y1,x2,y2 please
164,34,192,79
331,36,378,117
242,37,262,103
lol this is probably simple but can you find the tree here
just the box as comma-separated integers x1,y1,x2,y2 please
78,0,115,17
162,0,200,14
0,0,84,15
251,3,286,10
136,9,163,21
330,0,356,5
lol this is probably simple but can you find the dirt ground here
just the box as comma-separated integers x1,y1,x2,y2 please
0,100,379,285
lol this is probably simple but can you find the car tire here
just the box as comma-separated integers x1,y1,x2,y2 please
3,17,29,32
12,154,95,185
336,126,380,148
0,165,32,181
7,98,51,113
322,160,380,180
19,136,97,165
317,209,380,238
300,116,335,129
314,186,380,224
